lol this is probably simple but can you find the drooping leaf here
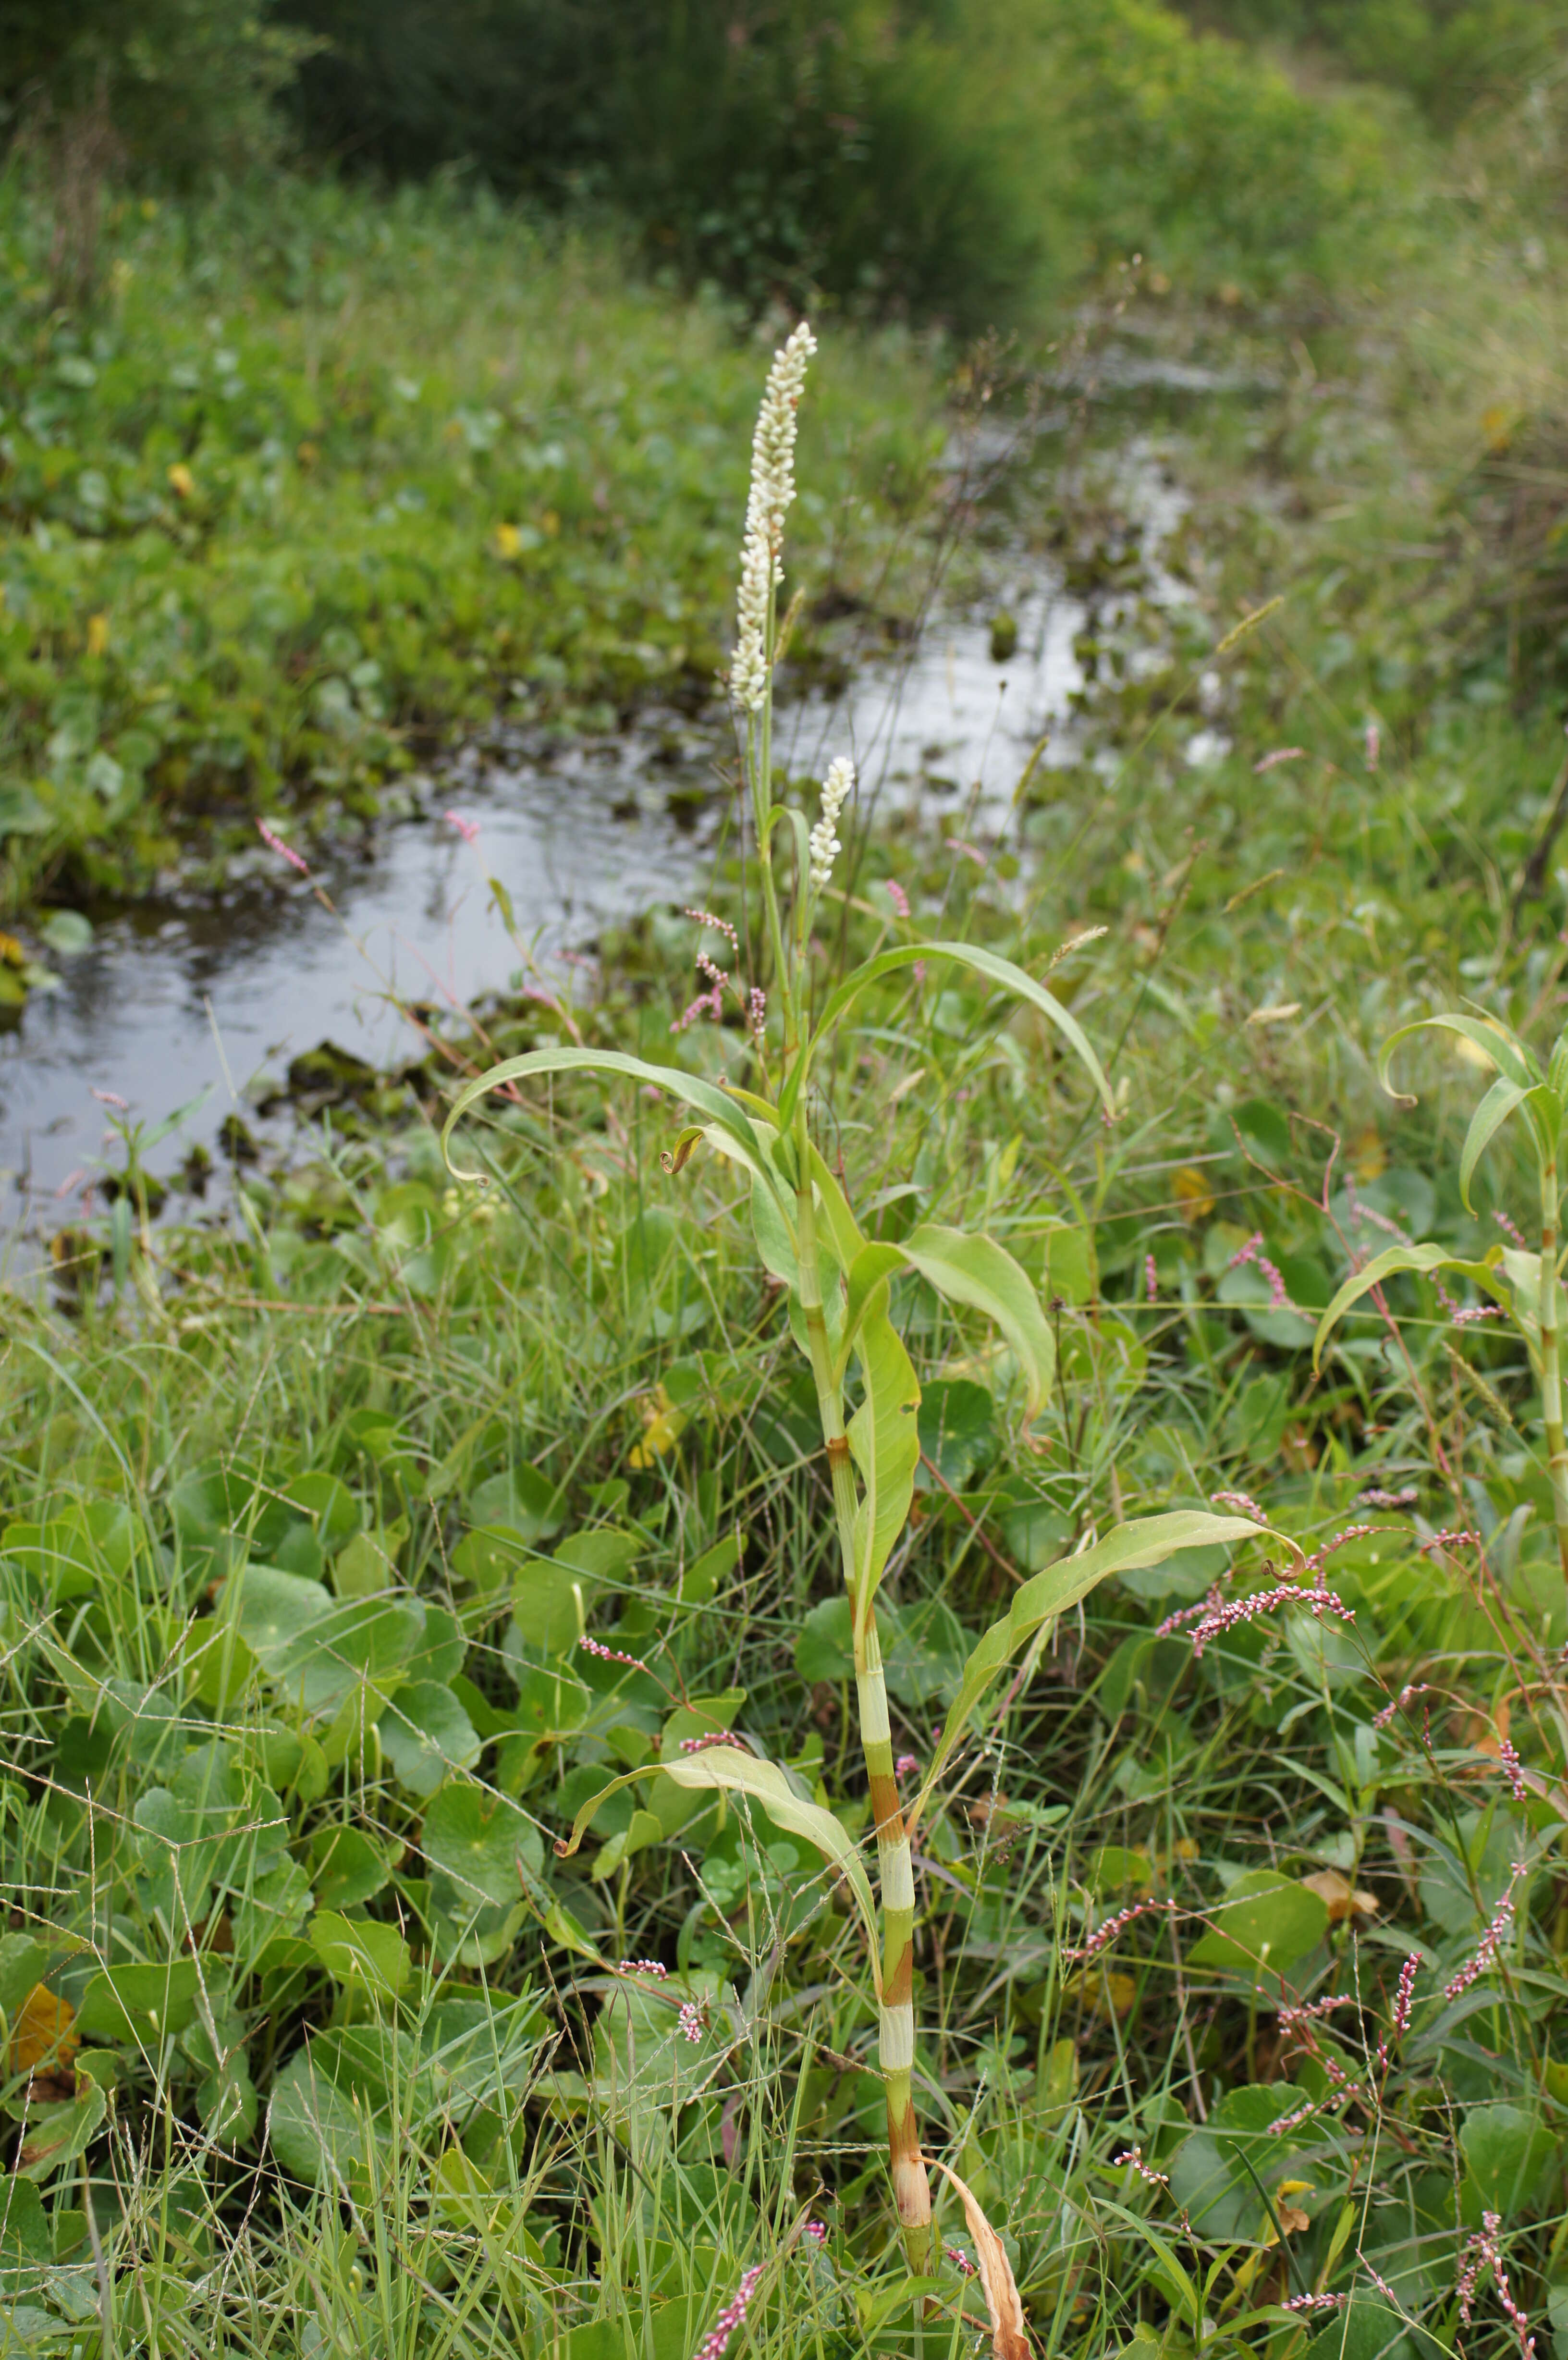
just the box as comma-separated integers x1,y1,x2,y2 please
1378,1013,1539,1100
441,1046,774,1191
1311,1242,1496,1371
561,1745,881,1974
901,1223,1055,1417
1458,1077,1536,1210
917,1512,1263,1811
783,941,1114,1127
931,2161,1029,2360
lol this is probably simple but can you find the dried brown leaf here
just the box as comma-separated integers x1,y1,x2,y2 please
1301,1868,1379,1923
932,2161,1030,2360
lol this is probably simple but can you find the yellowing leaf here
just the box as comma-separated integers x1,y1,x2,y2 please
9,1984,79,2078
1172,1166,1215,1224
86,613,110,658
931,2162,1029,2360
628,1384,686,1468
491,522,521,560
166,462,195,499
1351,1126,1385,1181
1066,1967,1138,2018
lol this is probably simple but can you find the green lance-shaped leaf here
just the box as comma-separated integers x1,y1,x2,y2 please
441,1046,775,1191
1378,1013,1540,1101
1459,1077,1538,1211
848,1287,921,1617
779,941,1114,1130
1311,1242,1500,1372
912,1512,1267,1823
838,1243,910,1377
901,1223,1055,1418
557,1746,881,1978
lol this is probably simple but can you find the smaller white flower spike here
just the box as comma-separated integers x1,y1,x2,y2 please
731,321,816,713
809,756,854,891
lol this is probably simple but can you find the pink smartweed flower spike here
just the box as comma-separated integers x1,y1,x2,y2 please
1358,1486,1418,1509
1254,747,1307,773
1374,1681,1434,1728
678,2000,705,2042
1064,1896,1177,1962
1458,2212,1535,2358
1420,1528,1481,1557
1162,1575,1353,1659
946,2247,979,2278
1145,1254,1158,1304
1376,1951,1421,2068
884,879,910,918
1365,720,1380,771
693,2263,765,2360
1227,1231,1293,1310
1495,1209,1529,1249
1211,1488,1268,1524
579,1635,650,1672
91,1087,129,1110
680,1731,739,1754
1115,2146,1171,2190
1445,1861,1526,1999
257,817,309,874
895,1753,919,1778
684,906,740,953
1498,1736,1528,1802
443,810,481,845
1284,2294,1345,2314
616,1958,667,1978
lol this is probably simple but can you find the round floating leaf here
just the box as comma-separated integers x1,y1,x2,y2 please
307,1912,410,2000
233,1566,331,1667
283,1473,362,1555
309,1825,394,1913
423,1782,542,1909
795,1596,854,1684
1186,1871,1329,1980
378,1681,480,1796
77,1959,212,2043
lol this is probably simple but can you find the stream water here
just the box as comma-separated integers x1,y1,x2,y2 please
0,437,1196,1240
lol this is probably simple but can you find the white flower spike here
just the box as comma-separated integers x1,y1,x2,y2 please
809,755,854,891
731,320,817,713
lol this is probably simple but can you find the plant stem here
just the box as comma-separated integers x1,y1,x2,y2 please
1541,1148,1568,1598
794,1120,932,2271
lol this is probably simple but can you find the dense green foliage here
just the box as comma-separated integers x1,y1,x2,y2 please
1185,0,1568,122
4,0,1399,325
0,174,936,907
4,4,1568,2354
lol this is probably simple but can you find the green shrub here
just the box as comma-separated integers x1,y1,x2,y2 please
1,0,310,179
1182,0,1568,125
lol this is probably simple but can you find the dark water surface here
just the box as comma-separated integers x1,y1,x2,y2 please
0,440,1193,1241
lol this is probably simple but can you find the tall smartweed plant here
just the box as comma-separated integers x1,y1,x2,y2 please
443,325,1262,2268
